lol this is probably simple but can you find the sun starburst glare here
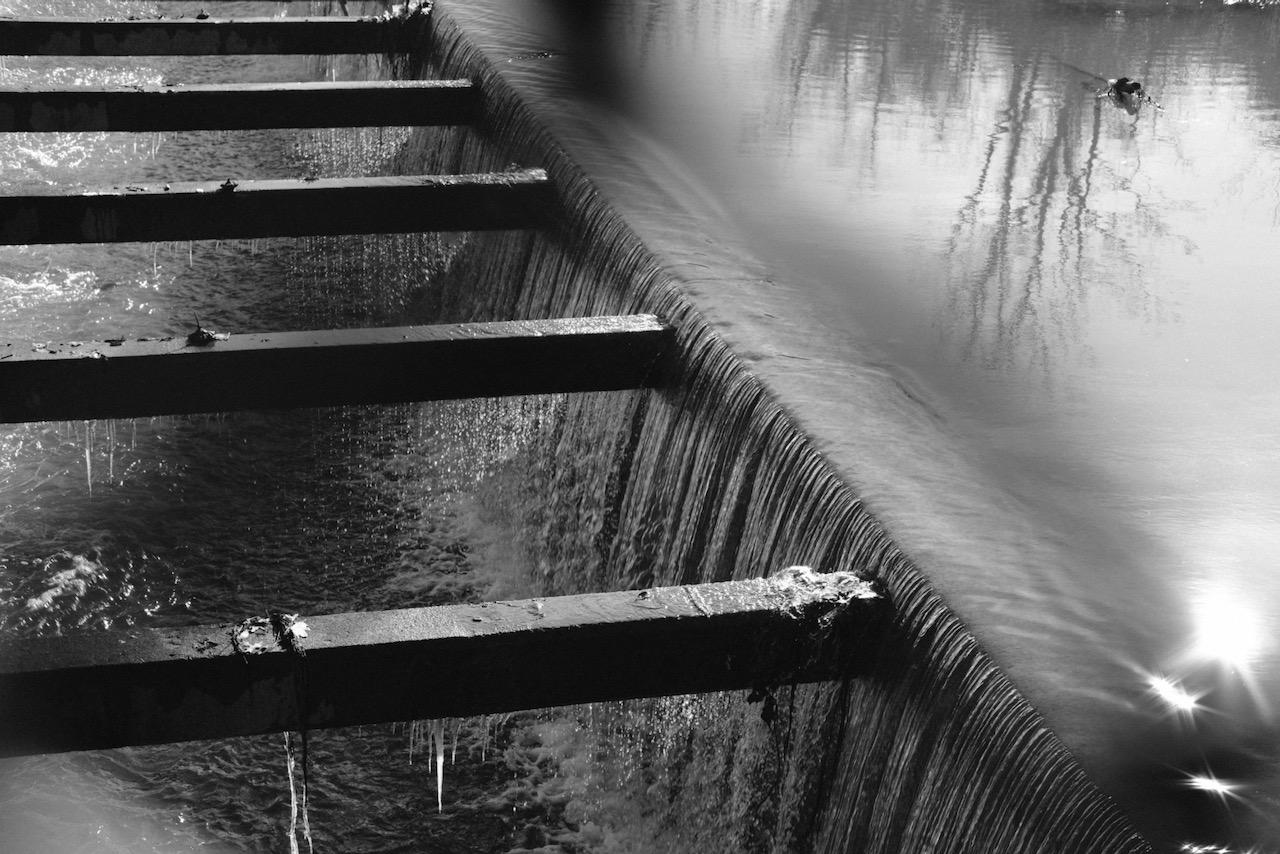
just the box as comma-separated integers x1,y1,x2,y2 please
1185,772,1243,804
1189,588,1269,672
1179,844,1237,854
1147,674,1202,717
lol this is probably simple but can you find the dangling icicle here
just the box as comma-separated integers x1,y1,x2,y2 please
299,745,313,854
106,420,115,482
432,718,445,813
283,731,314,854
285,731,301,854
83,420,93,495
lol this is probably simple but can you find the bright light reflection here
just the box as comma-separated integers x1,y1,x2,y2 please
1179,844,1237,854
1147,674,1202,717
1188,588,1268,672
1185,772,1243,803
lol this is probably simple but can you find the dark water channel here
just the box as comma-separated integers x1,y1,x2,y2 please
559,0,1280,849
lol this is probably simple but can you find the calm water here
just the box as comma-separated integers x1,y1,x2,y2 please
573,0,1280,848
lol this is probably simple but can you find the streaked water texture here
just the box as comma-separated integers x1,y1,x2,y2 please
585,0,1280,848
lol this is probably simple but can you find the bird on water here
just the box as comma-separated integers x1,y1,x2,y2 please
1050,58,1163,112
1110,77,1143,97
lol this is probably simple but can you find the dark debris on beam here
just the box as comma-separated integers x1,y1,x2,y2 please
0,80,479,132
0,575,885,756
0,169,554,245
0,315,674,424
0,16,424,56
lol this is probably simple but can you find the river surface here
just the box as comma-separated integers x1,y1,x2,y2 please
570,0,1280,849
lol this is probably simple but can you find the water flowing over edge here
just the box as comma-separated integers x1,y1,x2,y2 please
414,4,1155,851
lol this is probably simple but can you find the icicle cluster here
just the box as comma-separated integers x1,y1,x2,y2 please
407,718,453,812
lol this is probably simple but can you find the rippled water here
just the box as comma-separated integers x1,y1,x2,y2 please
560,0,1280,848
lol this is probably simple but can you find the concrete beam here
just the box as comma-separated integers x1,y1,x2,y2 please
0,169,554,244
0,16,422,56
0,315,674,423
0,574,884,756
0,80,479,132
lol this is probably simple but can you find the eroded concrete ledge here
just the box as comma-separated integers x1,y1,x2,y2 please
0,80,479,132
0,16,423,56
0,315,674,423
0,169,555,244
0,573,885,756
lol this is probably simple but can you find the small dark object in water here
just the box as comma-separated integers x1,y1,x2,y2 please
1101,76,1163,112
1112,77,1142,96
218,178,238,193
196,9,209,19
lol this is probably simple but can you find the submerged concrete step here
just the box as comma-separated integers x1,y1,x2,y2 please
0,315,674,423
0,80,479,132
0,573,884,756
0,169,554,245
0,15,423,56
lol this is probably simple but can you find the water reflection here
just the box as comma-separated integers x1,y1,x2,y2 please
1188,587,1271,678
604,0,1280,847
942,56,1188,376
1148,674,1203,719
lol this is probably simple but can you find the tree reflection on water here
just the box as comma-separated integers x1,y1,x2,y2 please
615,0,1280,847
634,0,1207,381
616,0,1280,849
941,55,1188,379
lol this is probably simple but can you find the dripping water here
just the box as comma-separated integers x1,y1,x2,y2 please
283,730,313,854
82,420,92,495
432,718,445,812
